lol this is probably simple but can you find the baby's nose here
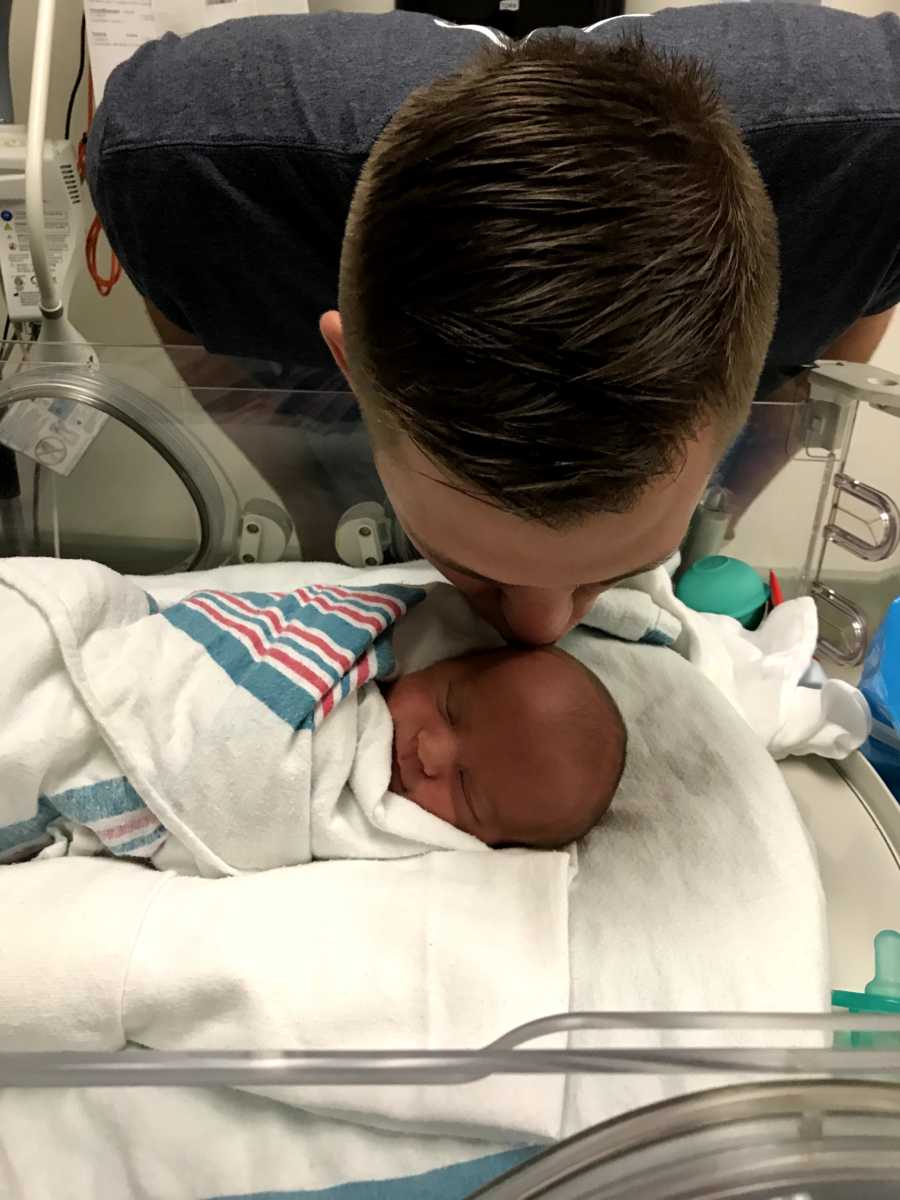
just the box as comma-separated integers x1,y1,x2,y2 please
416,727,458,779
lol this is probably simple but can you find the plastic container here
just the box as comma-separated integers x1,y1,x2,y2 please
860,596,900,800
473,1080,900,1198
680,486,733,570
675,554,770,629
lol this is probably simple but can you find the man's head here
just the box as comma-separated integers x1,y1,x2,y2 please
383,646,626,849
323,33,778,643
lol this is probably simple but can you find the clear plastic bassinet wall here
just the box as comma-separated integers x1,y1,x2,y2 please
1,341,900,1198
0,341,898,649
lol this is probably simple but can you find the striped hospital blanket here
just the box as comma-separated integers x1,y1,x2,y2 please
0,557,429,873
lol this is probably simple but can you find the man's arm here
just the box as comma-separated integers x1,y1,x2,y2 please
722,306,896,527
822,306,895,363
144,300,258,395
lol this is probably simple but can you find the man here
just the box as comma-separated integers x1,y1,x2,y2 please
87,4,900,645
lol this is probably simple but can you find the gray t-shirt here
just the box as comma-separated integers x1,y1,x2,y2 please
87,4,900,397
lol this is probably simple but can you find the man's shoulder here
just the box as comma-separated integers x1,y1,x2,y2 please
587,4,900,366
92,10,489,161
586,4,900,132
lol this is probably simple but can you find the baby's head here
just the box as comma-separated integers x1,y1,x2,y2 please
383,646,626,848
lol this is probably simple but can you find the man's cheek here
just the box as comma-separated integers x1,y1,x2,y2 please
439,568,494,597
572,589,605,622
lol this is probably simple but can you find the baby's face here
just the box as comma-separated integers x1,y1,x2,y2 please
382,647,619,847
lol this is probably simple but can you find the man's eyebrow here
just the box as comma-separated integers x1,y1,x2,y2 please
408,529,678,590
593,553,678,587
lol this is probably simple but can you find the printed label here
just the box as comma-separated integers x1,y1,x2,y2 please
0,395,107,477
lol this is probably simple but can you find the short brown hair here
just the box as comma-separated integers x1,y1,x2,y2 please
340,33,778,525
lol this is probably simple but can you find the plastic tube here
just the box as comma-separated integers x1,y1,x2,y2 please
0,0,15,125
25,0,61,316
3,1013,900,1089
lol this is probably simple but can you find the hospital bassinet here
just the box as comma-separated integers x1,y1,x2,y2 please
1,341,900,1199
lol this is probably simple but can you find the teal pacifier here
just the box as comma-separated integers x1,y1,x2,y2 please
833,930,900,1015
832,930,900,1049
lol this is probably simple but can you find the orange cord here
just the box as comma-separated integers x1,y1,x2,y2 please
78,71,122,296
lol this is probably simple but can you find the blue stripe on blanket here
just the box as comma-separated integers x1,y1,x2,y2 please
577,625,675,649
0,795,57,855
210,1147,539,1200
199,592,349,689
638,629,675,647
0,777,162,859
163,584,424,731
163,603,328,730
46,777,166,857
47,776,146,822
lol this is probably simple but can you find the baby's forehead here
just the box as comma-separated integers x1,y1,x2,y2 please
466,648,595,718
469,647,585,690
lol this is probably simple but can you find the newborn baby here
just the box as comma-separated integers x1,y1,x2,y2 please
384,647,626,848
0,562,626,872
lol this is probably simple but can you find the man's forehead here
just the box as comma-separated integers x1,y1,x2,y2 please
375,430,717,587
421,536,678,591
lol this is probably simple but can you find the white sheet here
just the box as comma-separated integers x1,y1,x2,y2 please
140,560,831,1132
0,849,571,1141
0,1083,529,1200
0,559,830,1197
626,567,870,760
560,628,828,1129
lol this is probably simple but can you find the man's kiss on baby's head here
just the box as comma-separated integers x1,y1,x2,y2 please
381,646,626,849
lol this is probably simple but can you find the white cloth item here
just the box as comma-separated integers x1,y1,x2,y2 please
0,572,127,865
558,628,829,1131
137,564,830,1028
775,676,871,759
138,558,868,762
0,1084,525,1200
125,849,570,1140
0,849,572,1142
0,856,167,1050
622,566,870,760
0,560,830,1187
139,558,442,610
0,557,480,873
579,583,681,647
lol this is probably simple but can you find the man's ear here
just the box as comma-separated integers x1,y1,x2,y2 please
320,310,350,382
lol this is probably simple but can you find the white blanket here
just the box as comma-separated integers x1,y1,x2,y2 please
0,558,832,1196
623,566,871,760
0,850,572,1142
0,1082,533,1200
0,557,481,872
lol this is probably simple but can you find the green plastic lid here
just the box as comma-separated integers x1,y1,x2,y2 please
675,555,770,629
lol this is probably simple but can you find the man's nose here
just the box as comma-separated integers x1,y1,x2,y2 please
500,587,577,645
416,726,459,779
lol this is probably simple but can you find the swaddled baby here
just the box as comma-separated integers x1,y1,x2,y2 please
0,562,625,872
